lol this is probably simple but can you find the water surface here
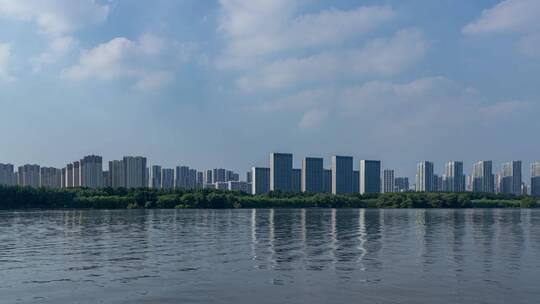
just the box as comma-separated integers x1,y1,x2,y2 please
1,209,539,303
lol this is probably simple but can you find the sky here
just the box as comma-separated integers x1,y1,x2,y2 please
0,0,539,180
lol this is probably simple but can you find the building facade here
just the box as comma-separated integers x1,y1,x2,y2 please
444,161,465,192
472,161,494,193
124,156,147,188
383,169,395,193
360,160,381,194
301,157,323,193
416,161,434,192
252,167,270,195
332,156,353,194
270,153,293,192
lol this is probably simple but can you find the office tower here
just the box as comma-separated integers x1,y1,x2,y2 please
353,170,360,193
205,170,213,184
433,174,443,192
213,168,226,183
360,160,381,194
323,169,332,193
246,171,253,184
40,167,62,188
225,170,239,182
188,169,197,189
150,165,162,188
472,161,494,193
80,155,103,188
109,160,125,188
228,181,250,193
270,153,293,192
292,168,301,193
161,168,175,189
466,174,473,192
0,163,15,186
73,161,81,187
416,161,434,192
501,161,522,195
18,164,40,188
197,171,204,189
521,183,528,196
175,166,190,189
124,156,147,188
301,157,323,193
332,156,353,194
66,163,74,188
252,167,270,195
394,177,409,192
444,161,465,192
531,162,540,197
103,171,110,188
383,169,395,193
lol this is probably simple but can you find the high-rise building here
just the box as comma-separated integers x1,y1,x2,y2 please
124,156,147,188
188,169,197,189
103,171,110,188
150,165,162,188
360,160,381,194
175,166,190,189
301,157,323,193
444,161,465,192
252,167,270,195
332,156,353,194
246,171,253,184
472,161,494,193
353,170,359,193
109,160,125,188
270,153,293,192
501,161,522,195
383,169,395,193
65,163,74,188
161,168,175,189
531,162,540,197
80,155,103,188
228,181,250,193
213,168,226,183
73,161,81,187
323,169,332,193
0,163,16,186
40,167,62,188
205,170,213,184
61,168,66,188
416,161,434,192
215,182,228,190
292,168,301,193
18,164,40,188
196,171,204,189
394,177,409,192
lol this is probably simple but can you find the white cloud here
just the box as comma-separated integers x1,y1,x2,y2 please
238,29,428,90
62,34,176,91
479,100,530,117
0,0,109,36
0,43,15,82
218,1,396,68
298,109,328,129
517,34,540,56
463,0,540,35
31,36,78,72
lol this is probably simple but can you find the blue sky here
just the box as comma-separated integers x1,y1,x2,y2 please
0,0,539,180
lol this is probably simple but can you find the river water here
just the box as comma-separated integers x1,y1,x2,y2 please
1,209,539,303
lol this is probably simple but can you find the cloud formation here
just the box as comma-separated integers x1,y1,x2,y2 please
0,43,15,82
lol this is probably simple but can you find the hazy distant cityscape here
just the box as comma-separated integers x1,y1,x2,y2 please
1,154,539,197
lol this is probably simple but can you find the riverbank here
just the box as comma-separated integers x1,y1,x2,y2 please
1,185,538,209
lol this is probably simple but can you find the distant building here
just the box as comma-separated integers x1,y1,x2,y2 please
444,161,465,192
40,167,62,188
501,161,522,195
103,171,110,188
65,163,74,188
161,168,175,189
18,164,40,188
175,166,190,189
252,167,270,195
213,168,226,183
531,162,540,197
205,170,213,184
301,157,323,193
150,165,162,188
383,169,395,193
292,168,301,193
270,153,293,192
228,181,250,193
246,171,253,184
80,155,103,188
332,156,353,194
323,169,332,193
197,171,204,189
73,161,81,187
124,156,147,188
215,182,228,190
416,161,434,192
0,163,16,186
394,177,409,192
353,170,359,193
109,160,125,188
472,161,494,193
360,160,381,194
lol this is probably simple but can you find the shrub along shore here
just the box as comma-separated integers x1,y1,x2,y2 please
0,185,539,209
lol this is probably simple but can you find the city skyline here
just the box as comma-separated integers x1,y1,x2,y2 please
1,0,540,181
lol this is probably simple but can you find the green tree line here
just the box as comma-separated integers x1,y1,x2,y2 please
0,185,538,209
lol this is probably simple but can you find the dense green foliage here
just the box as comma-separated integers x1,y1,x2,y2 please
0,185,538,209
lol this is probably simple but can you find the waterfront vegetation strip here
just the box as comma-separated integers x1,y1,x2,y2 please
0,185,538,209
